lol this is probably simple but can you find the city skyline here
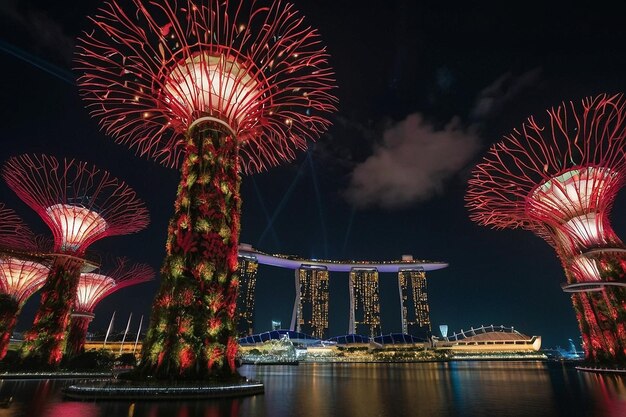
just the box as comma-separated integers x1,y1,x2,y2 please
2,1,626,350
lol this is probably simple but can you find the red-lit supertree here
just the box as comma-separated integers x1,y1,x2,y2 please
2,154,149,366
0,205,48,360
75,0,336,379
0,258,49,360
66,259,154,356
466,93,626,364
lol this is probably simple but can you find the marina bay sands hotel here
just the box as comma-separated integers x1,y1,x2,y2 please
236,244,448,340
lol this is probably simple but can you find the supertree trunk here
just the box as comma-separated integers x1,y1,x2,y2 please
140,120,241,380
573,293,610,362
573,290,626,364
580,253,626,363
0,294,19,361
20,256,83,367
65,314,93,357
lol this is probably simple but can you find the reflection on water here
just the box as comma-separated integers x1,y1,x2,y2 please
1,362,625,417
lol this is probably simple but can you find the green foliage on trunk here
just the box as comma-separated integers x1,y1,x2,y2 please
138,121,242,380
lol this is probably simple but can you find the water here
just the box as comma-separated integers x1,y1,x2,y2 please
0,362,625,417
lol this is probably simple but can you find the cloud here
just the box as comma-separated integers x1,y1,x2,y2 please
0,1,74,63
470,68,542,120
345,114,481,209
345,69,542,209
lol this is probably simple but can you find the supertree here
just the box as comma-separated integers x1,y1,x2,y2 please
2,154,150,366
0,205,48,360
466,93,626,364
75,0,336,379
66,259,154,356
0,258,49,360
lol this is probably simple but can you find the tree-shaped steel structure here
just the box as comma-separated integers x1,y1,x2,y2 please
2,154,149,366
76,0,336,379
0,258,49,360
0,206,48,360
466,93,626,364
66,259,154,356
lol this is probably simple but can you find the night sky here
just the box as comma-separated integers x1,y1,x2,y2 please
2,1,626,349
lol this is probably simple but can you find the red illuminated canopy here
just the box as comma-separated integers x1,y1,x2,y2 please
0,258,49,306
74,259,154,314
75,0,337,173
2,154,150,255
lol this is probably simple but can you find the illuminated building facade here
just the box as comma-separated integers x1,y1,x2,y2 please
398,263,431,336
238,244,447,341
291,266,329,340
348,268,381,337
236,255,259,336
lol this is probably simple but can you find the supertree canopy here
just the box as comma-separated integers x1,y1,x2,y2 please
2,154,149,366
3,154,149,255
0,258,49,360
76,0,336,380
66,259,154,356
75,0,336,173
466,93,626,364
0,204,48,361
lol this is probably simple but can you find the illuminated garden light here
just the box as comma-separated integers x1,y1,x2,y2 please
76,0,336,379
66,260,154,356
0,258,49,360
466,93,626,364
2,154,149,366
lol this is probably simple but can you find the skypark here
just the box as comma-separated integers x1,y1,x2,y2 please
238,243,448,273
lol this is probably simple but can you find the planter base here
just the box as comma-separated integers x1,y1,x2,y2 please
63,379,264,401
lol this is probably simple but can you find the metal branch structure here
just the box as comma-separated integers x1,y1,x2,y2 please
66,259,154,356
76,0,336,173
2,154,149,366
0,203,37,252
466,93,626,364
0,258,49,360
76,0,336,379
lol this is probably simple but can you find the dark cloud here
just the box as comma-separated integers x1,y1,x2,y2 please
345,70,542,209
470,68,542,120
0,0,74,63
345,114,480,209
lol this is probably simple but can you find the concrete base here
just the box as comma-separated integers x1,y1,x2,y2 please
63,379,264,400
0,371,112,380
576,365,626,374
